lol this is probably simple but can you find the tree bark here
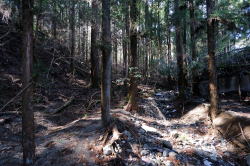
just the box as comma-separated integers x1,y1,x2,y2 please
206,0,219,120
174,0,185,99
124,3,130,77
165,0,171,65
189,0,198,95
70,0,76,71
144,0,149,79
125,0,138,111
90,0,100,88
122,27,128,77
21,0,35,165
82,24,86,61
86,20,89,62
101,0,112,127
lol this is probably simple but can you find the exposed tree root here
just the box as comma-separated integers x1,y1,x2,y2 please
100,120,122,147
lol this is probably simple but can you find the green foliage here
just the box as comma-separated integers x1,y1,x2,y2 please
156,58,177,78
33,60,48,80
129,67,142,79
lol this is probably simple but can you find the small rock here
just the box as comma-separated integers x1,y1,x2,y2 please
126,149,132,153
163,160,174,166
123,130,132,137
163,149,170,157
141,150,150,156
246,155,250,166
139,129,146,134
141,124,157,132
143,144,150,149
135,121,141,126
168,151,177,159
103,145,112,156
162,140,172,150
172,133,179,139
203,159,212,166
156,152,162,157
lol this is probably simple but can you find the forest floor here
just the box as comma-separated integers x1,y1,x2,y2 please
0,67,250,166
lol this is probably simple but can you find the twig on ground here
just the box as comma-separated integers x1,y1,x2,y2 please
52,97,74,114
0,30,10,40
86,91,101,110
238,122,250,149
0,82,33,112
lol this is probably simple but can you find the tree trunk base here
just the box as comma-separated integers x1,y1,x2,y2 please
125,102,137,112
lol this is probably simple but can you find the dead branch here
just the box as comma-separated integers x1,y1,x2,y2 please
0,82,32,112
86,91,101,110
51,97,74,114
238,122,250,149
0,30,10,40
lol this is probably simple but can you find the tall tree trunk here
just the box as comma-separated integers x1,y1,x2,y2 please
86,20,89,62
122,27,128,77
78,8,81,55
145,38,149,80
78,26,81,55
157,0,162,59
165,0,171,64
22,0,35,165
52,2,57,39
189,0,198,95
70,0,76,71
101,0,112,127
144,0,149,79
174,0,185,99
125,0,138,111
114,37,118,73
182,1,188,91
82,24,86,61
206,0,219,120
125,3,130,77
90,0,100,88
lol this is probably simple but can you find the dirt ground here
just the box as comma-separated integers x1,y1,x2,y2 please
1,71,250,166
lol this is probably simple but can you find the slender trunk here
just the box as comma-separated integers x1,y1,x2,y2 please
182,1,188,91
114,38,118,73
82,24,86,61
90,0,100,88
125,5,130,73
189,0,198,95
144,1,149,79
122,27,128,77
206,0,219,120
125,0,138,111
52,17,57,39
167,29,171,63
86,21,89,62
78,26,81,55
70,0,76,71
157,1,162,58
101,0,112,127
145,38,148,79
174,0,185,99
22,0,35,165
